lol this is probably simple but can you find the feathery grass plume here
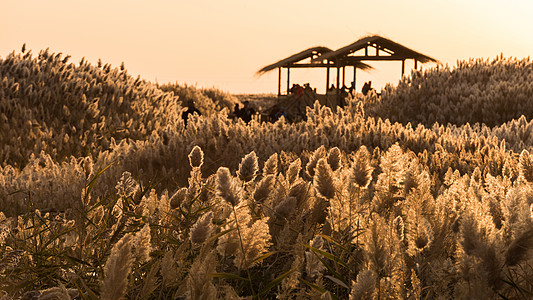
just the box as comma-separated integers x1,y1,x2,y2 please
349,270,376,300
505,227,533,266
288,180,310,209
376,144,406,195
362,214,388,276
350,146,373,189
519,149,533,183
92,205,105,226
273,196,297,222
0,249,25,274
403,160,421,194
216,167,241,207
327,147,342,171
161,250,179,288
305,235,326,279
236,215,271,269
409,270,422,300
393,216,405,242
38,285,78,300
0,213,10,247
188,145,204,168
115,171,139,198
170,187,188,209
486,198,504,229
480,243,502,289
459,212,483,256
185,249,217,300
286,158,302,185
314,158,336,199
111,198,123,220
190,211,214,245
217,204,252,258
279,252,304,298
101,234,134,300
263,152,279,176
253,174,276,203
306,146,326,178
406,210,434,257
133,224,152,264
237,151,258,183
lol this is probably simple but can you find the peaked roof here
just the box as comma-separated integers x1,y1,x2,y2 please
257,46,332,75
316,35,438,63
257,46,372,75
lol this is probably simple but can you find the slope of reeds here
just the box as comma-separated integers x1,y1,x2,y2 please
365,56,533,127
2,48,533,299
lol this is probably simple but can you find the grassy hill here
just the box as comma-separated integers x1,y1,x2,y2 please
2,49,533,299
364,56,533,127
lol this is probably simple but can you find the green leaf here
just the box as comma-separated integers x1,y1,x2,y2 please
209,272,249,282
258,269,295,296
325,275,349,289
300,278,341,300
248,251,276,267
205,228,236,244
300,277,325,293
319,233,349,252
302,243,349,269
84,162,115,204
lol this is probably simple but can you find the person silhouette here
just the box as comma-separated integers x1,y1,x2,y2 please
182,100,201,126
362,81,372,96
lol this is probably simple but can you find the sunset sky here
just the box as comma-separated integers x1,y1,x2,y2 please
2,0,532,94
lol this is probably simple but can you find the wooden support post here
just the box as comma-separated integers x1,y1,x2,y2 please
287,67,290,94
414,59,418,70
277,67,281,96
365,46,368,56
326,65,330,92
401,60,405,76
342,66,345,88
336,65,340,98
353,66,356,90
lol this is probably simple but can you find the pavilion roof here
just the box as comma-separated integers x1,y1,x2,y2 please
257,46,372,75
315,35,438,63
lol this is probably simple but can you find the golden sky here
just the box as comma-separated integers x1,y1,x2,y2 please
2,0,532,94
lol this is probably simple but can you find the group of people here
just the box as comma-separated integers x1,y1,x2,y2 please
233,101,256,123
328,81,374,96
290,83,315,99
181,99,258,126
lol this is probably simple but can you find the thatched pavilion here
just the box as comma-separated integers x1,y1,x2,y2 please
258,35,438,96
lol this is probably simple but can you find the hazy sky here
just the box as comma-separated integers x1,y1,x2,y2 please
2,0,532,94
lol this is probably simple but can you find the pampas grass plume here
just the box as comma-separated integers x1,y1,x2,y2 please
286,158,302,185
253,174,276,203
237,151,258,182
349,270,376,300
314,158,336,199
188,145,204,168
350,146,373,189
263,153,279,176
101,234,134,300
190,211,214,244
519,150,533,183
274,196,297,221
134,224,152,264
216,167,241,207
170,187,187,209
327,147,342,171
505,227,533,266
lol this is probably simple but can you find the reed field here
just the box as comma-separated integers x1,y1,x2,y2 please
2,47,533,299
